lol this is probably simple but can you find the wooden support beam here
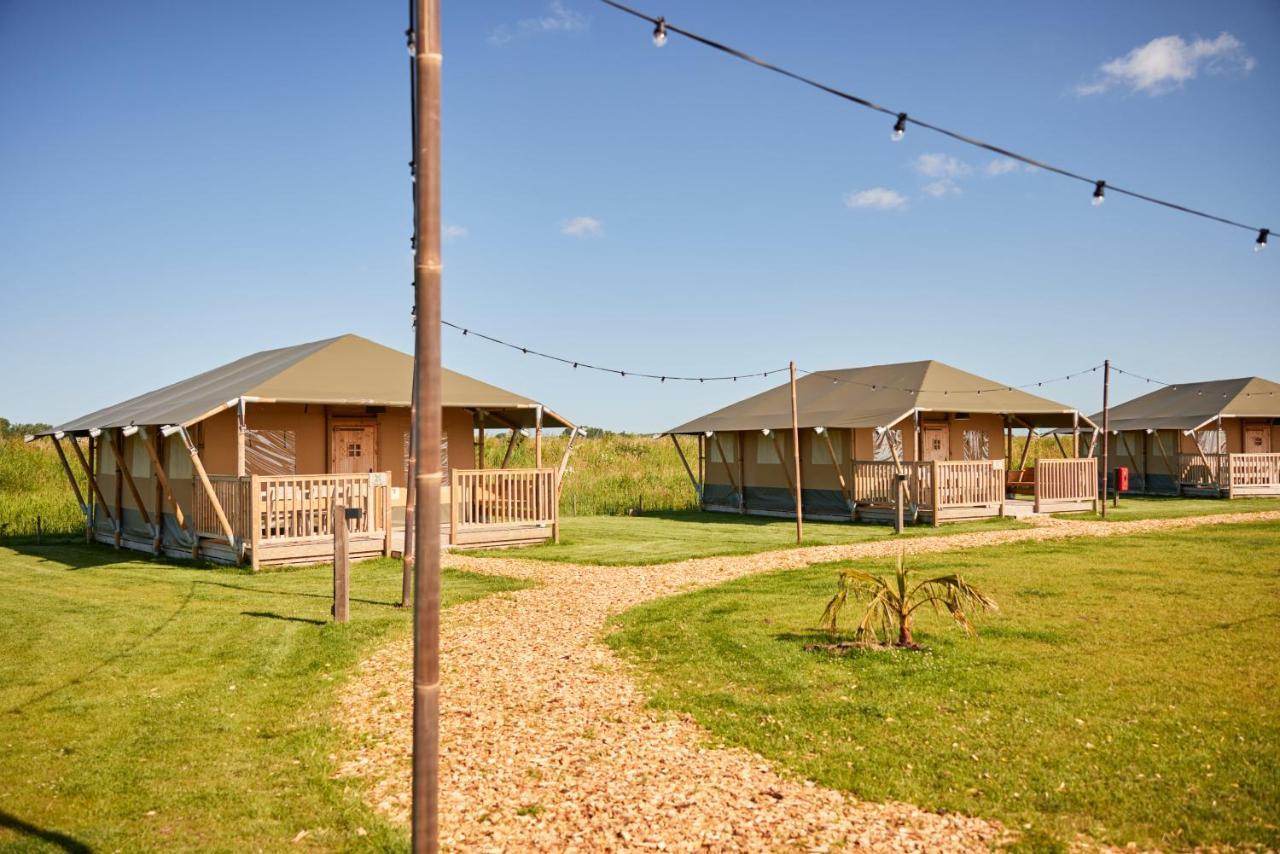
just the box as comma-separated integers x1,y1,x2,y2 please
819,430,853,507
151,432,165,553
109,429,154,532
68,433,114,529
235,398,247,477
1052,431,1070,459
670,434,700,502
86,436,96,543
737,430,747,513
1072,412,1080,459
180,427,237,550
140,429,187,530
1152,430,1177,488
711,433,741,499
500,429,520,469
51,436,89,519
112,431,123,547
534,406,543,469
1016,424,1037,471
556,427,580,483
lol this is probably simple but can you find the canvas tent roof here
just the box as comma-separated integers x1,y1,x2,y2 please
1089,377,1280,433
667,360,1095,434
41,334,573,435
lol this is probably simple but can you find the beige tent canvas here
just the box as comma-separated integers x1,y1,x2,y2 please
1087,377,1280,497
36,335,575,566
666,360,1099,524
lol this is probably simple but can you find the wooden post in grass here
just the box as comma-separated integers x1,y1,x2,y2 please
789,361,803,544
333,503,351,623
1101,359,1111,518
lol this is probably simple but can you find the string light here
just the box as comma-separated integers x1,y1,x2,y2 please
1257,228,1270,253
1092,180,1106,207
797,364,1104,396
405,28,416,57
597,0,1272,252
443,320,784,383
652,17,667,47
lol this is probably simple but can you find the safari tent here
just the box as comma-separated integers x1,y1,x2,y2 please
667,360,1100,524
32,334,575,566
1093,376,1280,497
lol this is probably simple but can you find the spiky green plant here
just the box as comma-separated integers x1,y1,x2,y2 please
819,550,997,648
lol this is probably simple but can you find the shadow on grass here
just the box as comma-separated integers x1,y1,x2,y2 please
5,541,228,573
0,810,91,853
240,610,327,626
194,579,395,608
5,583,196,716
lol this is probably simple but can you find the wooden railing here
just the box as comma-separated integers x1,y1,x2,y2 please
252,473,390,543
450,468,557,541
1177,453,1228,488
192,475,251,541
1033,458,1097,510
931,460,1005,508
850,460,1003,510
851,461,928,507
1228,453,1280,497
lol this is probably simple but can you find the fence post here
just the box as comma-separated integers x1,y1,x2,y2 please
250,475,262,571
930,461,940,528
448,469,459,546
894,473,906,534
333,503,350,623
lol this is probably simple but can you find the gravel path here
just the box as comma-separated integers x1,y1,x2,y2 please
336,511,1279,851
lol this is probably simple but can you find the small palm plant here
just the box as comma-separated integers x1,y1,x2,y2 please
819,550,997,648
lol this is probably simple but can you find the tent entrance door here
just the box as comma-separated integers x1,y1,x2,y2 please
1243,422,1271,454
331,419,379,474
922,424,949,461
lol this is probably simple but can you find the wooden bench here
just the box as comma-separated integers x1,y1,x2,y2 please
1006,468,1035,496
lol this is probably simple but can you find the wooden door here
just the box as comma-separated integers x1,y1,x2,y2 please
331,421,378,474
922,424,949,461
1243,422,1271,454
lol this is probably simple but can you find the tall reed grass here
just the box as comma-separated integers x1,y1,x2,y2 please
0,437,86,540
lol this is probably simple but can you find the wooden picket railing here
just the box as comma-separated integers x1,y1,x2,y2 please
851,461,928,507
251,472,390,543
1033,457,1098,511
449,468,558,544
930,460,1005,508
192,475,252,541
1228,453,1280,497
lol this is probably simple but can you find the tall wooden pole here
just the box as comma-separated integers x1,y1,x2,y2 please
1101,359,1110,518
401,367,417,609
411,0,442,850
789,361,803,544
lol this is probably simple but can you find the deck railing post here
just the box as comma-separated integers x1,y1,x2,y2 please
250,474,262,571
930,459,941,527
333,503,350,623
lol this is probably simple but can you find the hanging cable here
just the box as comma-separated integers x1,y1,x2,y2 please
443,320,787,382
797,364,1104,396
597,0,1272,247
1109,366,1177,388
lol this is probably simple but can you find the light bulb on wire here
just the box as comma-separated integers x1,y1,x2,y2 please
1256,228,1270,253
891,112,907,142
652,17,667,47
1092,180,1106,207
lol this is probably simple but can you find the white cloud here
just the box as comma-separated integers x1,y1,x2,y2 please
1075,32,1254,96
443,224,469,241
915,153,972,180
490,1,587,46
984,158,1019,177
922,180,960,198
844,187,907,211
560,215,603,237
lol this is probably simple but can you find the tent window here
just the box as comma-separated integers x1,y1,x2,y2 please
130,436,151,478
246,429,297,476
963,430,990,460
98,437,115,475
873,429,903,462
1195,429,1228,456
708,433,737,464
812,432,842,465
757,434,784,464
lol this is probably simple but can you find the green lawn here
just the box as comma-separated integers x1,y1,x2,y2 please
1055,494,1278,522
475,510,1025,566
608,523,1280,850
0,545,529,852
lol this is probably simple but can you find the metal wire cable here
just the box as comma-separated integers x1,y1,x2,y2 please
797,364,1104,396
598,0,1271,239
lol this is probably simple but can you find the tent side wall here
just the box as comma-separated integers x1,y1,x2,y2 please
702,413,1010,518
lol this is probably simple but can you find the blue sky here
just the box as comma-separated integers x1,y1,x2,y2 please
2,0,1277,431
